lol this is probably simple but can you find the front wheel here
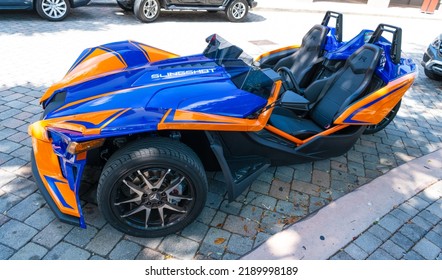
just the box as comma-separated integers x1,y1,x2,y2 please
97,138,208,237
363,100,401,135
134,0,160,23
36,0,71,21
226,0,249,22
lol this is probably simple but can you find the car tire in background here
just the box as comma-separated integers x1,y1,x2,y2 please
36,0,71,21
97,138,208,237
424,68,442,81
134,0,160,23
226,0,248,22
117,0,133,11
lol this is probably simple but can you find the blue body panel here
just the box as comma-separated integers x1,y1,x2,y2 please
46,45,268,141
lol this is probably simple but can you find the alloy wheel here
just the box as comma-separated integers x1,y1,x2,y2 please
41,0,68,19
112,167,194,229
231,2,246,20
142,0,159,19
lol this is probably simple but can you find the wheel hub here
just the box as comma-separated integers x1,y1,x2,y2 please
114,168,192,229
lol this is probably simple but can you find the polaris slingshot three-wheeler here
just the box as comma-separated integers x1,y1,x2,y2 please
29,13,417,237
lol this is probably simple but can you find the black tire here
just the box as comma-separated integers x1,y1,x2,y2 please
97,138,208,237
134,0,160,23
117,0,133,11
226,0,248,22
36,0,70,21
363,100,401,135
424,68,442,81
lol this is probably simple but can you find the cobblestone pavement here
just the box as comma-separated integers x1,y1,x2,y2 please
330,182,442,260
0,2,441,260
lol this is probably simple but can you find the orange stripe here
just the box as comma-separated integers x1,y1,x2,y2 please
255,45,300,62
301,124,350,143
265,124,350,146
159,108,172,123
157,81,282,132
29,109,128,139
265,125,304,145
334,73,416,125
138,44,179,62
83,108,131,135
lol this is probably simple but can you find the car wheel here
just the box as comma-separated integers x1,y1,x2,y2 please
226,0,248,22
97,138,208,237
36,0,71,21
363,100,401,135
117,0,133,11
424,68,442,81
134,0,160,23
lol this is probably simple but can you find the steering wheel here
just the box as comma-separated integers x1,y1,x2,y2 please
277,67,304,95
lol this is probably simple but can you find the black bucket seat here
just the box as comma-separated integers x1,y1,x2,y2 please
274,24,329,93
269,43,382,139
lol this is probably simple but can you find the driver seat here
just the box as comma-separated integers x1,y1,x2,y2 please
269,43,382,139
274,24,329,91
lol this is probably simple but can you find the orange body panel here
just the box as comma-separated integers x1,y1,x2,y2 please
28,108,127,137
335,73,416,125
40,44,178,103
265,124,351,146
44,49,127,101
32,137,80,217
158,81,282,132
138,43,179,62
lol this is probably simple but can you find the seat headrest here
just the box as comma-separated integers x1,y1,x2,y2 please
348,44,382,74
301,24,329,50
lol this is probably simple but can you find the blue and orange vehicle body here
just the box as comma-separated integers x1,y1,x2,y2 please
29,15,416,233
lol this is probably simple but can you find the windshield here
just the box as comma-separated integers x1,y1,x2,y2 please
203,34,253,66
203,34,279,99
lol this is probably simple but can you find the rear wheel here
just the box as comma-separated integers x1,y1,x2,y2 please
424,68,442,81
97,138,208,237
363,100,401,135
134,0,160,23
226,0,248,22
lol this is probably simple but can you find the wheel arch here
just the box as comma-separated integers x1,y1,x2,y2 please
225,0,254,7
97,130,221,172
33,0,74,9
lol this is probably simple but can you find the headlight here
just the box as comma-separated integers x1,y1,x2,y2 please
431,38,440,48
49,128,104,159
431,37,442,53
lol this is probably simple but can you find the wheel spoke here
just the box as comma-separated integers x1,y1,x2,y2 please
144,208,151,228
163,202,187,213
114,195,142,206
168,194,193,201
122,179,145,196
154,169,171,188
121,205,148,218
164,176,185,194
158,207,165,226
137,170,155,190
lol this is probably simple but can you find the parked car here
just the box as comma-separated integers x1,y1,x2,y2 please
422,34,442,81
117,0,257,23
29,12,416,238
0,0,91,21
